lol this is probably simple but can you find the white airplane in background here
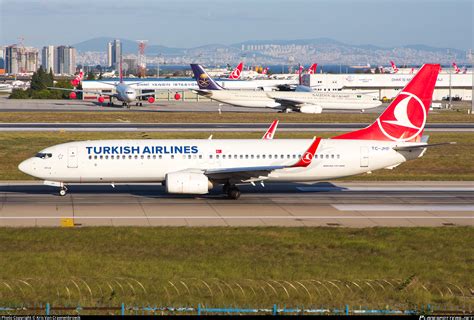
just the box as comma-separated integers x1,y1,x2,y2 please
48,61,156,107
19,64,449,199
191,64,381,113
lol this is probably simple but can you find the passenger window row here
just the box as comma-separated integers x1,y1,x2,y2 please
87,153,341,160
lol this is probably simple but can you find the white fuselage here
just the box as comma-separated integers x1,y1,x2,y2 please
19,139,422,185
200,90,382,110
114,83,137,103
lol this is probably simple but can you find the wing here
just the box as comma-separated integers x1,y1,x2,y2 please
205,165,286,182
47,87,116,97
268,96,306,111
204,137,322,183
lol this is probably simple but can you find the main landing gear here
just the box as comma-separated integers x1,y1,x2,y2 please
59,186,68,196
223,183,241,200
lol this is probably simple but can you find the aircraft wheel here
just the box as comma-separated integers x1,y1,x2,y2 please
227,187,241,200
59,187,67,196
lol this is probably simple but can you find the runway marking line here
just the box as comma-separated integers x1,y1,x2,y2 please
0,216,471,219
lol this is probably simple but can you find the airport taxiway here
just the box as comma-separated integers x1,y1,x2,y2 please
0,181,472,227
0,122,472,132
1,96,389,113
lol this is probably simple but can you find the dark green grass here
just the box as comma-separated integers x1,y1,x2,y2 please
1,131,473,180
0,109,471,123
0,227,472,309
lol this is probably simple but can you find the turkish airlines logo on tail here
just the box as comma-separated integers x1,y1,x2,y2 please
229,68,241,79
377,92,426,142
263,132,274,139
229,62,243,79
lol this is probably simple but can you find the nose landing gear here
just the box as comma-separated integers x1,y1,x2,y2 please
59,186,68,196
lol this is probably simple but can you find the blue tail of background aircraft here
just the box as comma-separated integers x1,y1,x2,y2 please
190,64,224,90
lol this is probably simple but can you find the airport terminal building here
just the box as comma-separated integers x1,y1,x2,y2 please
302,72,472,101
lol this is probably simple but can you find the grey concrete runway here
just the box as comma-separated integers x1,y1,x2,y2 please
0,181,472,227
0,122,472,132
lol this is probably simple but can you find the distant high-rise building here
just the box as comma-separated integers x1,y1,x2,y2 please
107,42,113,67
5,44,38,74
56,46,76,75
0,47,5,70
41,45,55,73
108,39,122,69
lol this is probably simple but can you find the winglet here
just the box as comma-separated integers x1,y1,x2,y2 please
291,137,322,167
262,120,279,140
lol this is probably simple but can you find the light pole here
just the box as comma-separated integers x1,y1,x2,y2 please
156,54,162,78
447,49,455,108
469,49,473,114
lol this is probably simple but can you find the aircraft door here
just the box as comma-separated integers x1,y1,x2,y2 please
360,146,369,167
68,147,78,168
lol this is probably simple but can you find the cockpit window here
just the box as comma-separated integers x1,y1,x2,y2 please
35,153,52,159
126,91,133,94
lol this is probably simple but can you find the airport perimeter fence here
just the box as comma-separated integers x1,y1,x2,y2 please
0,303,470,316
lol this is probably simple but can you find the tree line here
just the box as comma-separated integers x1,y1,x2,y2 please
9,67,80,99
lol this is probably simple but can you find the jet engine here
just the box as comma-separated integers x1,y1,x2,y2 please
165,172,212,194
299,104,322,114
97,96,105,103
148,96,155,103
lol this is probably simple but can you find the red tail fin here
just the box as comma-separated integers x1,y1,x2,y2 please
262,120,279,140
390,61,399,73
307,63,317,74
229,62,243,79
333,64,440,142
452,62,460,73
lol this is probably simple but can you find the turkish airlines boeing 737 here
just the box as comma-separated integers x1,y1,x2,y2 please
19,64,444,199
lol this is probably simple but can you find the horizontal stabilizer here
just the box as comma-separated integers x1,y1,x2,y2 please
393,142,456,151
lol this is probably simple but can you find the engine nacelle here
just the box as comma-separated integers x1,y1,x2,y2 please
299,104,322,114
165,172,212,194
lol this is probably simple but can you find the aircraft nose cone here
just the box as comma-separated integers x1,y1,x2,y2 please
18,158,35,176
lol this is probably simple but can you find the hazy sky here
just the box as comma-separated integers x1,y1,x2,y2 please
1,0,472,50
